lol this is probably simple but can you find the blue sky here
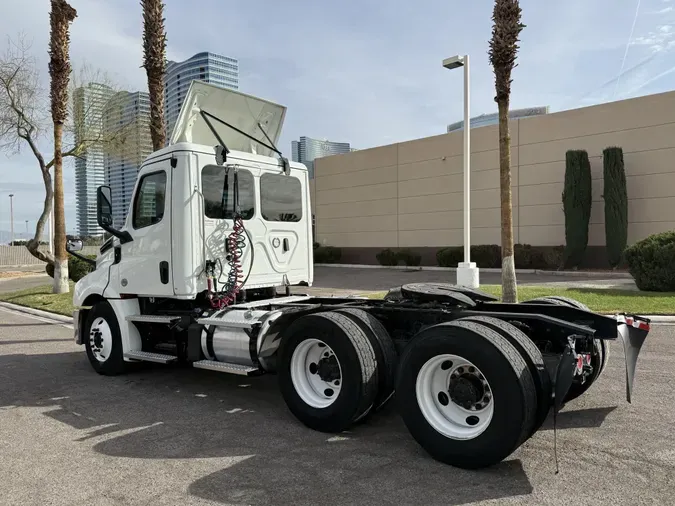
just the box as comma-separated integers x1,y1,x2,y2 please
1,0,675,239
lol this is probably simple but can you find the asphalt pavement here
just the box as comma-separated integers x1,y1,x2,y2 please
1,305,673,505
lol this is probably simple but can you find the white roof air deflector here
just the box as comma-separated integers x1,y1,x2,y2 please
169,81,287,157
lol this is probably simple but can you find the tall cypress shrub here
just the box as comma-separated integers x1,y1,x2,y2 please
603,146,628,268
562,149,592,268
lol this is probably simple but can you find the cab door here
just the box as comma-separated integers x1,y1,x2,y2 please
114,161,173,296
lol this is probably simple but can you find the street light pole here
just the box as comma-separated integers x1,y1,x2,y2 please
462,55,471,268
442,54,479,288
9,194,14,246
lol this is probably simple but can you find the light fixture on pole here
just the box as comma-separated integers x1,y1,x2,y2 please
8,193,14,246
442,54,479,288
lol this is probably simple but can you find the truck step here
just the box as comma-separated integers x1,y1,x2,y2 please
192,360,259,376
126,314,180,324
124,350,178,364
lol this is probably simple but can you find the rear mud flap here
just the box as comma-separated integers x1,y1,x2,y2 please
618,323,649,403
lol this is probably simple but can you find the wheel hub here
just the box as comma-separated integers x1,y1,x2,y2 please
449,374,485,409
415,353,495,440
92,329,103,349
316,355,341,382
290,338,343,409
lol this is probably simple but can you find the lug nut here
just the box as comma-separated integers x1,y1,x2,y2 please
468,367,475,373
458,367,464,374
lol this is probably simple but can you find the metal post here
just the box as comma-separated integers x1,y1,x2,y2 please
9,194,14,245
463,55,471,264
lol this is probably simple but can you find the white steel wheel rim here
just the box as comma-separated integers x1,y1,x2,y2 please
89,317,113,363
290,338,342,409
415,354,494,440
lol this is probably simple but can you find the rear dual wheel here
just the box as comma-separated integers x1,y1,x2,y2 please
396,318,538,469
277,310,397,433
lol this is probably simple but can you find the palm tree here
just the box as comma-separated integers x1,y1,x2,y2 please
141,0,167,150
488,0,525,303
48,0,77,294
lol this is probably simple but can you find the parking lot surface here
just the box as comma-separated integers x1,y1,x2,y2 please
1,306,673,505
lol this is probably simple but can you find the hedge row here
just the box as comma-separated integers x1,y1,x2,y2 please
436,244,564,270
376,248,421,267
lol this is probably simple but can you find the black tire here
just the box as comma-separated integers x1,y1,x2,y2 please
277,311,378,433
460,316,551,436
83,301,126,376
542,296,589,311
523,296,606,401
396,320,537,469
334,308,398,410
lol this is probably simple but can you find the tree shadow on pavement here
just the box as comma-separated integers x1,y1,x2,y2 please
0,350,534,506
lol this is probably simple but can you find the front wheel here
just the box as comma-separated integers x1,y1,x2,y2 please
84,301,126,376
396,320,537,469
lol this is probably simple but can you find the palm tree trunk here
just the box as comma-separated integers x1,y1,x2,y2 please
498,98,517,302
142,0,167,150
53,121,68,293
48,0,77,294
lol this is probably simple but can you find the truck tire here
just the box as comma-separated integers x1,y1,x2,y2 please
83,301,126,376
459,316,551,436
396,320,537,469
522,296,608,401
334,308,398,410
277,311,379,433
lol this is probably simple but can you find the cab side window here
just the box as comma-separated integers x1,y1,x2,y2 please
201,165,255,220
260,173,302,222
133,171,167,229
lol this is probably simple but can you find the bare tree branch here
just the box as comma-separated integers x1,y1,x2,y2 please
0,32,135,266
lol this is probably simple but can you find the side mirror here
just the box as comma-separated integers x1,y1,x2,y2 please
96,185,133,244
97,185,114,228
67,238,83,252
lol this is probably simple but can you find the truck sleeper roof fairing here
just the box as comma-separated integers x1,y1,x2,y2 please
168,81,287,158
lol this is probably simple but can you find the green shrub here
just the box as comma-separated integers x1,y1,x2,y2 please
376,248,399,266
471,244,501,268
562,149,593,268
603,146,628,268
436,247,463,267
625,231,675,291
45,254,97,282
313,246,342,264
398,248,421,267
541,246,564,270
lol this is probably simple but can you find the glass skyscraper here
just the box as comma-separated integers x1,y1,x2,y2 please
164,52,239,139
73,83,115,237
103,91,153,228
291,136,352,179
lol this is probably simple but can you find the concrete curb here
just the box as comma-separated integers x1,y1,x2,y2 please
315,263,633,279
0,301,73,324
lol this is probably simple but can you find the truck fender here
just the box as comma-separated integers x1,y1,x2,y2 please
74,282,143,358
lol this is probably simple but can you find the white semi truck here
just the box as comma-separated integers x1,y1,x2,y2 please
68,81,651,470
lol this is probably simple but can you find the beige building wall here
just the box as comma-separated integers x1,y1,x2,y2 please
313,90,675,255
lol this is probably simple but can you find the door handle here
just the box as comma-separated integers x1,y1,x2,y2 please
283,238,289,252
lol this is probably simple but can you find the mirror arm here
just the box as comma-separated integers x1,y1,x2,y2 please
101,224,133,244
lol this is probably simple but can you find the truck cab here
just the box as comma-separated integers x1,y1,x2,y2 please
75,81,313,307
